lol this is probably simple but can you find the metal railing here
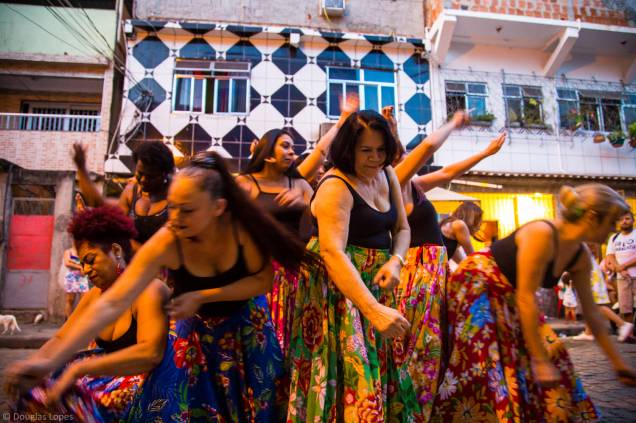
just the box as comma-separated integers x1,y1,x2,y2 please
0,112,101,132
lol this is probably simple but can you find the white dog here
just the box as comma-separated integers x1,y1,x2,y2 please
0,314,21,335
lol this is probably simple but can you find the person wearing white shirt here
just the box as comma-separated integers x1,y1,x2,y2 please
606,211,636,325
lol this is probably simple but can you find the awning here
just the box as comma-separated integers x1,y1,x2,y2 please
425,187,478,202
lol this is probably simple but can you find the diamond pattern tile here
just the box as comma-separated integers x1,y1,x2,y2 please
132,36,169,69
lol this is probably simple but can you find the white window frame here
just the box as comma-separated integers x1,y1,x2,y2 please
502,84,544,126
171,60,250,115
557,88,631,132
326,67,396,118
444,81,489,117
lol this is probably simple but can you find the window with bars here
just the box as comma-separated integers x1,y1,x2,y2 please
172,60,250,114
445,81,489,118
327,68,396,117
557,89,629,132
502,85,544,127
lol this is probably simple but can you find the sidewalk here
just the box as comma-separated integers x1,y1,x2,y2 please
0,322,59,349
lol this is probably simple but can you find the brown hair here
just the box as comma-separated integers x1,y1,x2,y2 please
559,184,630,223
441,201,484,235
180,151,317,271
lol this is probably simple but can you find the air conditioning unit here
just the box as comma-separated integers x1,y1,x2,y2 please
322,0,346,17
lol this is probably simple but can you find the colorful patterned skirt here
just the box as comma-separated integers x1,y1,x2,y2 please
395,244,447,421
269,260,299,358
431,251,599,422
286,238,422,422
13,349,145,422
127,295,286,422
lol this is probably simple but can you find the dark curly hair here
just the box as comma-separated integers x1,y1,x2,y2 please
132,141,175,175
328,110,397,175
68,206,138,262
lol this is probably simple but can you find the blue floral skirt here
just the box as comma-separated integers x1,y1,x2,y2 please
127,295,286,422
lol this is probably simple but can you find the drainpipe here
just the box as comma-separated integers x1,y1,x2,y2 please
0,164,14,309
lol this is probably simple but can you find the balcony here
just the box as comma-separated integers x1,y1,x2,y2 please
0,112,101,132
0,112,105,173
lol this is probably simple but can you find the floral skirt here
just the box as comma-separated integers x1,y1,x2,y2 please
431,251,599,422
286,238,422,422
127,296,286,422
13,349,144,422
395,244,447,421
269,260,299,359
64,270,90,293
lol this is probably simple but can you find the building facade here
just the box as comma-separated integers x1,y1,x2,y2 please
0,0,127,317
425,0,636,239
110,1,433,173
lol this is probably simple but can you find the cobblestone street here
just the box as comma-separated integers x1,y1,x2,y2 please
0,337,635,421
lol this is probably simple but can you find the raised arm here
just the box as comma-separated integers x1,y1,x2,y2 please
72,143,126,211
297,95,359,180
395,110,469,187
313,177,409,338
515,222,559,386
413,132,506,192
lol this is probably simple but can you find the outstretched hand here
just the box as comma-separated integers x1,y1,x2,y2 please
339,94,359,123
450,110,471,129
4,357,56,398
483,132,506,156
381,105,398,138
72,143,88,170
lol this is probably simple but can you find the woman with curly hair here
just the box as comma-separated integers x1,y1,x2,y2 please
432,184,636,422
8,206,169,422
7,152,315,422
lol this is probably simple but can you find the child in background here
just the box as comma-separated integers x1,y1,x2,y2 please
561,272,578,322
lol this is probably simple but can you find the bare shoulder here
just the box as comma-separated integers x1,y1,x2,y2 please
516,221,555,257
135,279,171,308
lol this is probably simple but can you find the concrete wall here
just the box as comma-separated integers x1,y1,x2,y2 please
0,4,117,59
135,0,427,38
429,0,635,26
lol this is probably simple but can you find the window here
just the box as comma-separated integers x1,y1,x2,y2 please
327,68,395,117
445,81,488,117
557,89,628,132
172,60,250,114
503,85,544,126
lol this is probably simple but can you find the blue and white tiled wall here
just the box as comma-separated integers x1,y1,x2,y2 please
107,21,432,172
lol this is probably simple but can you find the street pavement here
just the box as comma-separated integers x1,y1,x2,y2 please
0,330,635,420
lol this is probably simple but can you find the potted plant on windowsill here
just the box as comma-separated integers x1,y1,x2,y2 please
593,132,606,143
628,122,636,148
470,112,495,127
607,130,626,148
522,117,549,130
566,109,584,131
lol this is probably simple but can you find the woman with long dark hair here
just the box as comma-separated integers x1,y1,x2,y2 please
8,206,169,421
236,96,358,355
72,141,175,248
286,110,421,421
432,184,636,421
385,106,504,419
7,152,315,421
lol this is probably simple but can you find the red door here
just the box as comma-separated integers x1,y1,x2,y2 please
2,215,54,308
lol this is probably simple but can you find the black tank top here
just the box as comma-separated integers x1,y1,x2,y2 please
169,223,253,317
407,183,444,248
313,170,396,250
490,220,584,289
246,174,308,237
129,185,168,243
95,313,137,354
441,234,459,258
